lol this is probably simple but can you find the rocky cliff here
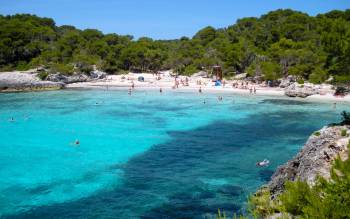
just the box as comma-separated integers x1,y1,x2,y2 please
267,125,350,198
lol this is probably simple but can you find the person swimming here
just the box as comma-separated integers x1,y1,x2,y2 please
74,139,80,145
128,88,132,95
256,159,270,167
160,88,163,93
9,117,15,122
199,87,202,93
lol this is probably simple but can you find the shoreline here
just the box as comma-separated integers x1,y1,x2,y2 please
66,81,350,104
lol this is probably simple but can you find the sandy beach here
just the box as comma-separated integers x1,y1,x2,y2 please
66,73,350,103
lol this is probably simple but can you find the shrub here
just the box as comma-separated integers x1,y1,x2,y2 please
309,68,328,84
313,131,321,136
248,188,277,218
183,64,198,76
275,142,350,218
38,71,48,80
341,129,347,137
49,63,74,75
297,78,304,84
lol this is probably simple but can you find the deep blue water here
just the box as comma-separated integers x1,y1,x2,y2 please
0,89,348,218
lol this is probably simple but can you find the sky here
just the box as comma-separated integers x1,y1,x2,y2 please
0,0,349,39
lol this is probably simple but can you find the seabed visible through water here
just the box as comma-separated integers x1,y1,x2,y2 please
0,89,348,218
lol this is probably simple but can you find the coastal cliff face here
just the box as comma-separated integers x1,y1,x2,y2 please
267,125,350,198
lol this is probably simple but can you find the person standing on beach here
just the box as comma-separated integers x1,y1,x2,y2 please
253,87,256,94
199,87,202,93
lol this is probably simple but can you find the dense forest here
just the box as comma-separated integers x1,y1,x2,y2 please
0,9,350,84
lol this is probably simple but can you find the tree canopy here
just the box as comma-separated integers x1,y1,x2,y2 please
0,9,349,83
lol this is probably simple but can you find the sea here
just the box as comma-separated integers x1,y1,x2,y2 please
0,89,348,218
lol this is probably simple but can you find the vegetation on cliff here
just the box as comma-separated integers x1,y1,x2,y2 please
246,112,350,218
249,139,350,219
0,9,350,84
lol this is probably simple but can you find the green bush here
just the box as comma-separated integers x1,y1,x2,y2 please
309,67,328,84
38,71,48,80
276,141,350,218
341,129,347,137
183,64,198,76
297,78,304,84
313,131,321,136
248,188,278,218
49,63,74,75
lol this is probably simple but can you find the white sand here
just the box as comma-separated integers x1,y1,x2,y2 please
66,73,350,103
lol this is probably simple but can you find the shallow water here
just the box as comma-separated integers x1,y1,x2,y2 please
0,89,348,218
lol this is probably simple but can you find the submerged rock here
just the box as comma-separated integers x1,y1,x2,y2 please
267,125,350,197
217,185,244,196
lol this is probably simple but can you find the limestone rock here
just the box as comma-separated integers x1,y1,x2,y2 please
46,73,91,83
279,76,296,88
0,71,64,91
90,70,107,79
267,125,350,197
284,82,334,98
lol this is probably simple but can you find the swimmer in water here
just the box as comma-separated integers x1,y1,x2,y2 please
199,87,202,93
9,117,15,122
160,88,163,93
333,102,337,110
75,139,80,145
128,88,132,95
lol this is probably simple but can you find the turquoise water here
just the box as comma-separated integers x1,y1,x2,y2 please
0,89,348,218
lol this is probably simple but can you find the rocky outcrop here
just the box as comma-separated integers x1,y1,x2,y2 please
279,76,296,88
267,125,350,198
46,71,106,84
284,83,317,97
284,82,334,98
46,73,91,83
0,71,64,92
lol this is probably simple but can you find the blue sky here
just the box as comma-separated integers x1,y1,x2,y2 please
0,0,349,39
